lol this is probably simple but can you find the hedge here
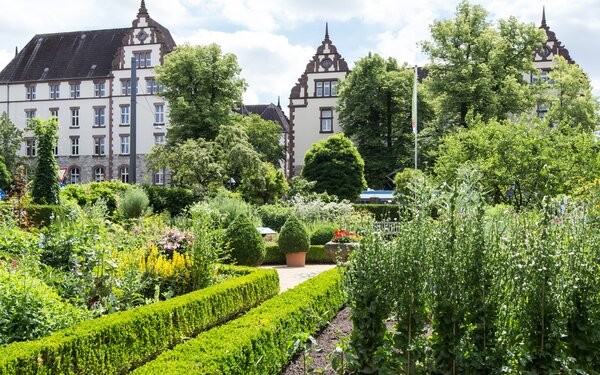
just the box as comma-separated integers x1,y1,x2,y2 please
262,244,332,264
133,268,344,374
24,204,66,226
353,203,400,221
142,185,201,217
0,266,279,375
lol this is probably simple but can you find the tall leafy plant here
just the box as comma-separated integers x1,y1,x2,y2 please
30,118,60,205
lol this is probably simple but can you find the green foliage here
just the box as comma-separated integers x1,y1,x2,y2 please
30,118,60,205
118,188,149,219
393,168,425,205
0,268,89,346
156,43,247,143
60,181,132,215
434,117,600,209
353,204,400,221
0,266,279,374
338,54,432,186
421,0,546,126
262,245,332,265
0,155,9,191
0,112,23,179
240,161,288,204
226,215,265,266
310,223,335,245
23,204,65,226
206,189,258,228
257,204,292,232
302,133,367,201
141,185,201,216
233,113,285,167
131,268,343,375
278,215,310,254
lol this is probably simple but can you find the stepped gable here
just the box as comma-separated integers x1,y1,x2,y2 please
538,7,574,64
290,23,350,100
0,28,129,83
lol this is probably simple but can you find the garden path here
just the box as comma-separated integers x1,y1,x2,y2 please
259,264,336,292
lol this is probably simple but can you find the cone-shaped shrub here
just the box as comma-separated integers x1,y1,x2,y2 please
278,215,309,254
226,215,265,266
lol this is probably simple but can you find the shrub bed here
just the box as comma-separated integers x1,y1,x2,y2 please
0,266,279,375
133,268,343,374
263,245,332,264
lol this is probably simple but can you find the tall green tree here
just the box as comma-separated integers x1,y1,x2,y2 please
542,56,600,131
302,133,367,201
421,1,546,126
338,54,431,187
0,155,10,191
0,112,23,177
157,44,247,143
30,118,60,205
240,161,288,204
232,114,285,167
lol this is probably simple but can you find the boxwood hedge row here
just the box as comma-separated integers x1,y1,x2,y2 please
133,268,344,375
0,266,279,375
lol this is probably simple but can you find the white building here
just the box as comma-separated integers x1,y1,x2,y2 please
287,25,350,176
0,1,174,184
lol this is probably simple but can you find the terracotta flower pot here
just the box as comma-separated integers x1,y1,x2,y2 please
285,251,307,267
324,241,358,263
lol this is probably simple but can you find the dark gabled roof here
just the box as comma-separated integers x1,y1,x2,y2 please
238,103,290,133
0,28,130,83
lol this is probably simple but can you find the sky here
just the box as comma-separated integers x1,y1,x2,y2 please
0,0,599,106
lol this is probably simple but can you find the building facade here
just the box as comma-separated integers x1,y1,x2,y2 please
0,1,175,184
287,25,350,176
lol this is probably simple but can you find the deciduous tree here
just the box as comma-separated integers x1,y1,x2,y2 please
232,114,285,167
0,111,23,178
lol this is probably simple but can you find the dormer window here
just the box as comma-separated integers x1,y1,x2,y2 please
315,80,338,97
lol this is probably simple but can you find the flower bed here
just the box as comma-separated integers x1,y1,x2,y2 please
0,266,279,375
132,268,344,374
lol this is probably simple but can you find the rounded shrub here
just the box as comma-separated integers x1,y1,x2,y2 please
118,188,150,219
226,215,265,266
278,215,310,254
310,223,336,245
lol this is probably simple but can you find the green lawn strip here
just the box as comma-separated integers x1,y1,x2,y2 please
132,267,344,374
0,266,279,375
263,244,333,264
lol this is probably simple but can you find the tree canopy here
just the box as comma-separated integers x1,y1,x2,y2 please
421,0,546,127
0,112,23,181
156,44,247,143
232,114,285,167
337,53,432,187
302,133,367,201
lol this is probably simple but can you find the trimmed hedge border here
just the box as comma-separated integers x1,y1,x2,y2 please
262,244,333,264
133,268,344,374
0,266,279,375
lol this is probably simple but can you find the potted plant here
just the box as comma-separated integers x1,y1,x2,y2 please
278,215,310,267
324,229,361,262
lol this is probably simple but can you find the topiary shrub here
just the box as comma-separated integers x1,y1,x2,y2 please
258,205,292,232
226,215,265,266
118,188,150,219
310,223,335,245
278,215,309,254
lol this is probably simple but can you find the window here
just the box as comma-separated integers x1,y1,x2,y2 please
50,108,59,120
134,51,152,68
26,85,36,100
94,81,106,97
49,83,60,99
146,78,160,94
25,110,36,126
120,106,130,125
94,107,106,127
315,80,338,97
70,137,79,156
119,166,129,183
54,142,58,156
25,139,36,157
69,167,80,184
154,169,164,185
121,79,131,96
320,108,333,133
120,135,130,155
537,103,550,118
93,137,106,156
154,104,165,124
93,166,105,182
70,108,80,127
69,82,80,98
154,133,165,145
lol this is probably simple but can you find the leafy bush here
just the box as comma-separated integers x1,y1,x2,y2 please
61,181,132,215
132,268,343,374
23,204,65,226
0,266,279,374
142,185,201,216
207,189,258,228
226,215,265,266
353,204,400,221
258,204,292,231
288,195,355,225
0,267,89,346
310,223,335,245
118,188,149,219
278,215,310,254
